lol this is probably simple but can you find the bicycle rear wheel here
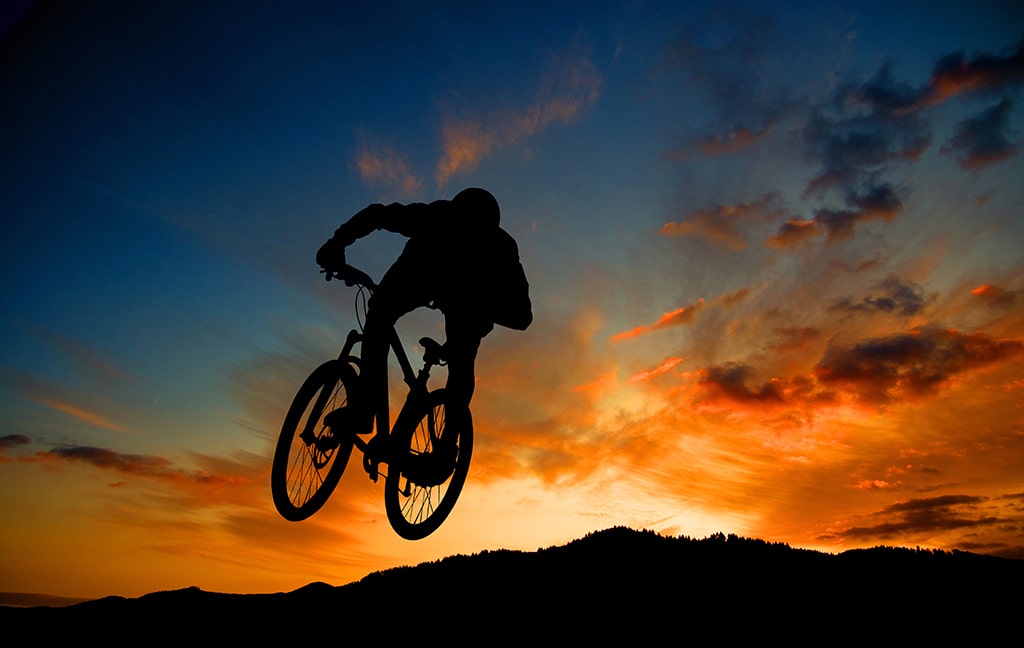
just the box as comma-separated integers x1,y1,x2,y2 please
272,359,357,522
384,388,473,540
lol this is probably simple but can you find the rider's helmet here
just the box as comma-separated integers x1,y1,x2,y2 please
452,187,500,229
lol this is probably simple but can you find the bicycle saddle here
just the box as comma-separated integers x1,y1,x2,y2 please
419,337,447,365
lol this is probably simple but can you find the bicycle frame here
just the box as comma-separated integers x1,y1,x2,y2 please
335,307,443,479
273,263,472,539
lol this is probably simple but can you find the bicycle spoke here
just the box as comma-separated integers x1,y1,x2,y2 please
271,361,356,522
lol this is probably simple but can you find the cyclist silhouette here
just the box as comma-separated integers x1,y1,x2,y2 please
316,187,532,456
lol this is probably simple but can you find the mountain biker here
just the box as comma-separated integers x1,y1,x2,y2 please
315,187,532,460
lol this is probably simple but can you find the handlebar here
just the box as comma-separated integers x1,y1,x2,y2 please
321,265,377,290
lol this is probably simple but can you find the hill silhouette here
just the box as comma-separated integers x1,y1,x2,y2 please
2,527,1018,641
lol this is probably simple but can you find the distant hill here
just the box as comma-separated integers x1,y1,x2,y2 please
2,527,1018,641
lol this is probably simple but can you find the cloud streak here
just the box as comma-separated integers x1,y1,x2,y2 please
27,444,245,488
941,98,1019,170
815,328,1023,405
611,300,705,341
355,145,424,196
662,194,785,250
824,493,1022,553
435,37,601,186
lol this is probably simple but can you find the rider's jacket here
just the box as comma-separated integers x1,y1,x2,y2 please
328,197,533,332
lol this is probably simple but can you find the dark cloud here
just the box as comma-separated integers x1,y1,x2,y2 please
795,38,1022,244
767,182,904,247
663,15,792,158
49,445,175,475
0,434,32,462
815,328,1024,404
848,62,928,115
941,98,1019,170
695,363,835,411
812,182,904,242
845,40,1024,113
832,275,926,316
802,107,929,196
829,494,1004,540
43,444,240,486
924,40,1024,105
699,362,785,404
0,433,31,448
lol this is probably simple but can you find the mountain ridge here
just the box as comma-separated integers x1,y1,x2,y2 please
3,526,1018,640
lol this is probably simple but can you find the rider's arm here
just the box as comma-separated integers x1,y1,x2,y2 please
332,200,446,245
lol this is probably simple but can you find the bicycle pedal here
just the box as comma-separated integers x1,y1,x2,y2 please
362,455,380,482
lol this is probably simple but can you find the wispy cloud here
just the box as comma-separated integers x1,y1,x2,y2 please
662,15,791,160
355,145,424,197
37,396,132,433
941,98,1019,170
661,194,784,250
611,299,705,341
27,444,243,487
436,37,601,186
627,356,684,384
815,327,1023,405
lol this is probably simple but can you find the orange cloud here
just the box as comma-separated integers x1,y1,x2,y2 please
36,396,131,433
436,38,600,186
627,357,684,384
661,194,783,250
715,287,751,308
436,120,496,188
773,326,821,353
356,145,423,196
972,284,1015,307
611,299,705,341
766,218,820,249
695,124,774,156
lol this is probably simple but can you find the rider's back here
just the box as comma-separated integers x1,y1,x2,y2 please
335,189,533,332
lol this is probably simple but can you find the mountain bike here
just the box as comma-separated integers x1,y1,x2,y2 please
270,264,472,540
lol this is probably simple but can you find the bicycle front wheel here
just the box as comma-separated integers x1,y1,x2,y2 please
384,389,473,540
271,359,357,522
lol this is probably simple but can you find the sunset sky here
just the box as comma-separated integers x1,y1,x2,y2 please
2,1,1023,600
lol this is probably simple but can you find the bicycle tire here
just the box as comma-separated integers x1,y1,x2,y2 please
384,388,473,540
271,359,358,522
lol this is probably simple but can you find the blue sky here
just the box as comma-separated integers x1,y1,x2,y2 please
2,0,1023,599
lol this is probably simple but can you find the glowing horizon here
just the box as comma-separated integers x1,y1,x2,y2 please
2,1,1022,600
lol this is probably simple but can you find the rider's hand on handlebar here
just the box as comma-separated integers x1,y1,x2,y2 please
316,238,346,281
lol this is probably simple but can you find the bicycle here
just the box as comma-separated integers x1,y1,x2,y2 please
271,264,472,540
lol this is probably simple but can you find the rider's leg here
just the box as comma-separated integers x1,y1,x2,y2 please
357,262,429,438
442,313,491,441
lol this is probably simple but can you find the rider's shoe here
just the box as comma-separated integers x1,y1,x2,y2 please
323,406,373,434
400,431,460,486
323,406,349,428
432,430,459,467
362,432,389,480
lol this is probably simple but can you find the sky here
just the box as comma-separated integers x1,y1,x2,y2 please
2,0,1023,600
